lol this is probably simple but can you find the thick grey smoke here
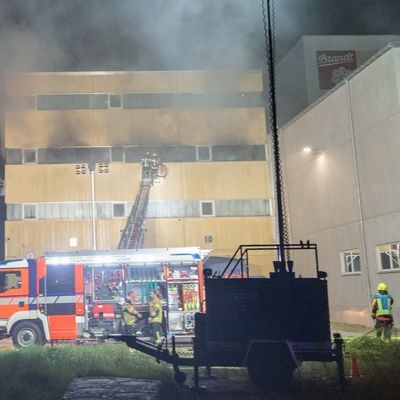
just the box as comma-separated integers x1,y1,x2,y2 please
0,0,265,72
0,0,399,72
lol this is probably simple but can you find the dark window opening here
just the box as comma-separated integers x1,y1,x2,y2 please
197,146,211,161
23,149,37,164
45,264,75,294
113,203,125,218
109,94,122,108
200,201,215,217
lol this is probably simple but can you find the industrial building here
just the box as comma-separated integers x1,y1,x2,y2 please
280,42,400,325
3,70,274,276
277,35,400,124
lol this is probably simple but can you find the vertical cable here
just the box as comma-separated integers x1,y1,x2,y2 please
261,0,290,263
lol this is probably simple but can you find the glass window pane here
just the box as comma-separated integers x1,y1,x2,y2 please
0,271,21,292
23,204,37,219
109,94,122,108
381,253,391,270
113,203,125,217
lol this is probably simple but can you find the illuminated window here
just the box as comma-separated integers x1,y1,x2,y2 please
377,242,400,271
341,249,361,274
200,201,215,217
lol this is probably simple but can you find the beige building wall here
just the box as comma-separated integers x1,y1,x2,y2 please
281,45,400,325
4,70,275,276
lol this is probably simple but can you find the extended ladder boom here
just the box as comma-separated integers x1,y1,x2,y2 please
118,153,166,249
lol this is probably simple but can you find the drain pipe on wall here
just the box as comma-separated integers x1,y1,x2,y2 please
344,79,373,311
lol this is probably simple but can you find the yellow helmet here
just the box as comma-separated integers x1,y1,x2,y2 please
377,283,388,291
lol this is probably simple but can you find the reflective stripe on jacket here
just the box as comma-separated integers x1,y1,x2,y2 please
372,293,393,316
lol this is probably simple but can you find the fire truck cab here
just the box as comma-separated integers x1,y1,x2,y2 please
0,247,206,347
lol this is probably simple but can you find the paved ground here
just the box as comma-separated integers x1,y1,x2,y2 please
62,377,161,400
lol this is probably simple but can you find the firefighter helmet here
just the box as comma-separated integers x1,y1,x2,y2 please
377,283,388,291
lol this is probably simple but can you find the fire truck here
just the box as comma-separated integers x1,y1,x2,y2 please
0,247,207,347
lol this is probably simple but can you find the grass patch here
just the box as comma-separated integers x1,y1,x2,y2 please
2,338,400,400
0,343,180,400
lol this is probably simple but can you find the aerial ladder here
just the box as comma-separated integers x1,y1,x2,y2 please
118,153,167,250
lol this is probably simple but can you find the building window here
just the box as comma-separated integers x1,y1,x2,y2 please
23,204,37,220
111,147,125,162
377,242,400,271
113,203,126,218
200,201,215,217
196,146,212,161
109,94,122,108
341,249,361,274
22,149,37,164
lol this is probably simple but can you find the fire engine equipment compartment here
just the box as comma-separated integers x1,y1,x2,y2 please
0,247,207,347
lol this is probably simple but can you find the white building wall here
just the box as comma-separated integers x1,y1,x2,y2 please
281,45,400,326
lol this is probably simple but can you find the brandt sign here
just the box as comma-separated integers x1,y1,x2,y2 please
317,50,357,90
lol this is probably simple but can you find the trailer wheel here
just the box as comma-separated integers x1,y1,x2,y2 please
247,346,295,389
12,322,44,348
174,371,187,384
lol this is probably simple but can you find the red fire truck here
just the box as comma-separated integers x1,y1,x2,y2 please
0,247,206,347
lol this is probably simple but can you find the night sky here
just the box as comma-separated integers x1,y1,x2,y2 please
0,0,399,72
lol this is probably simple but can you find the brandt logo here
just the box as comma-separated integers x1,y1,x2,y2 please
317,50,357,90
318,52,354,67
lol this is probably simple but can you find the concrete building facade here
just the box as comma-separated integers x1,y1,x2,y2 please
3,70,275,275
280,43,400,325
277,35,400,125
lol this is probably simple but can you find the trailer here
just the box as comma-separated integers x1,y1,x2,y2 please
115,243,345,389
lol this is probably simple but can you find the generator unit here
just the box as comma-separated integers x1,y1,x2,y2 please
116,243,345,389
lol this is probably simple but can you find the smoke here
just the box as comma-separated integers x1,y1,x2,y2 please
0,0,266,72
0,0,399,72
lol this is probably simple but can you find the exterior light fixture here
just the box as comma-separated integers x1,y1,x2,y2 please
303,147,321,155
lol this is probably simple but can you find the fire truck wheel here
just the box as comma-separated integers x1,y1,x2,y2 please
174,371,187,384
12,322,44,348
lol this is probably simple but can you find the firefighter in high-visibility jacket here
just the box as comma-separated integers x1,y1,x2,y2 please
149,291,163,345
371,283,394,340
123,295,142,335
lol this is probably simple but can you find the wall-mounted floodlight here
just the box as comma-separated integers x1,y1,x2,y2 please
303,147,321,155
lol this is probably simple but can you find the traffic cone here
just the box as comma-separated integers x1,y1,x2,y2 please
350,353,361,378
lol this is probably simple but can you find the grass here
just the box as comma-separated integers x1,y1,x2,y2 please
0,343,180,400
2,338,400,400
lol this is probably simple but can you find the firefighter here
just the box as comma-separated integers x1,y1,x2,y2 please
149,290,163,345
371,283,394,340
123,295,142,335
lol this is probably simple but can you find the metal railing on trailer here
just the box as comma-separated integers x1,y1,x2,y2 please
219,242,320,279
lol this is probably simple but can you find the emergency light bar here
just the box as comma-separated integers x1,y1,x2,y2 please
44,247,210,266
